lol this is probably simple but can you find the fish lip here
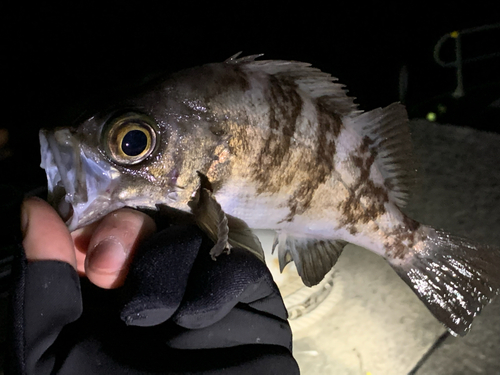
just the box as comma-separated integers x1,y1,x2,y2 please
39,129,122,231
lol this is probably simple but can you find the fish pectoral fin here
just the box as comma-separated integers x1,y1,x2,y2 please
189,185,230,260
276,233,347,287
226,214,265,263
188,173,264,262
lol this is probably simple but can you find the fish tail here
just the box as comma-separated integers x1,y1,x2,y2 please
386,225,500,336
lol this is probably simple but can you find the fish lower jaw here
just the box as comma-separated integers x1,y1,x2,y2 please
66,199,127,231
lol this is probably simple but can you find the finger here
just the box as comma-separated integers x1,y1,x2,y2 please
71,220,101,276
21,197,77,269
84,209,156,289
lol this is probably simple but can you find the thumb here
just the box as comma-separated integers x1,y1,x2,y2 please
21,197,77,269
83,209,156,289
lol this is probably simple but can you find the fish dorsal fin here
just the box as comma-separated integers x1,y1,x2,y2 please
224,51,264,64
232,55,359,116
347,102,417,207
273,233,347,287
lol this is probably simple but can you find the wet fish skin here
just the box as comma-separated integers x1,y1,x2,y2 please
39,53,500,336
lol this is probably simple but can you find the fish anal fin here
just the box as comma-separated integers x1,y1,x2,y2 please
277,233,347,287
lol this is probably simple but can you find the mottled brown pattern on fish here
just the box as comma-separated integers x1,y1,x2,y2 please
315,97,345,139
189,63,251,99
206,143,232,192
201,65,349,226
338,136,389,234
403,215,420,232
188,66,255,194
384,218,422,260
220,65,251,93
281,98,344,222
153,60,359,224
251,75,303,194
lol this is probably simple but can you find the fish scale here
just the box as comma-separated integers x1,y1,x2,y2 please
39,53,500,336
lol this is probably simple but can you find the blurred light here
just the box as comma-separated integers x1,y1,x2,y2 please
450,31,459,38
426,112,437,121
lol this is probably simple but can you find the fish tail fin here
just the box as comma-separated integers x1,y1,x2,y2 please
387,225,500,336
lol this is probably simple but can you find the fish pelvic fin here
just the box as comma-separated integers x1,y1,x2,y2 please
387,225,500,336
274,233,347,287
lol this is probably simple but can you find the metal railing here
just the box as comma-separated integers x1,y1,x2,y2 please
434,23,500,98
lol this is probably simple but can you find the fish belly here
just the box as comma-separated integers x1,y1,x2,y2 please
214,173,393,256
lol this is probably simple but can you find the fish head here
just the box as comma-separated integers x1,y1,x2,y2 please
40,78,226,231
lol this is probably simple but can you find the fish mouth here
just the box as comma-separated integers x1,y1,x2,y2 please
39,129,122,231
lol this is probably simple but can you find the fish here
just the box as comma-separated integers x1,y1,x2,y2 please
39,53,500,336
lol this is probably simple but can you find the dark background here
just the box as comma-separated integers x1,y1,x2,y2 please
0,4,499,371
1,3,499,187
0,2,499,280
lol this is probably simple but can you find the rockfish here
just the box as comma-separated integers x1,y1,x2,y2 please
39,53,500,336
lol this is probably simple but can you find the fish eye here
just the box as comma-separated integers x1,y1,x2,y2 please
103,112,158,165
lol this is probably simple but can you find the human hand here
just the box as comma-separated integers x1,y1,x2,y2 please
12,197,299,374
21,196,156,288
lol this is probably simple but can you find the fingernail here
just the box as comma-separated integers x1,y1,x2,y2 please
86,238,127,274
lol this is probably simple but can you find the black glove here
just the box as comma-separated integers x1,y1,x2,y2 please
7,224,299,374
